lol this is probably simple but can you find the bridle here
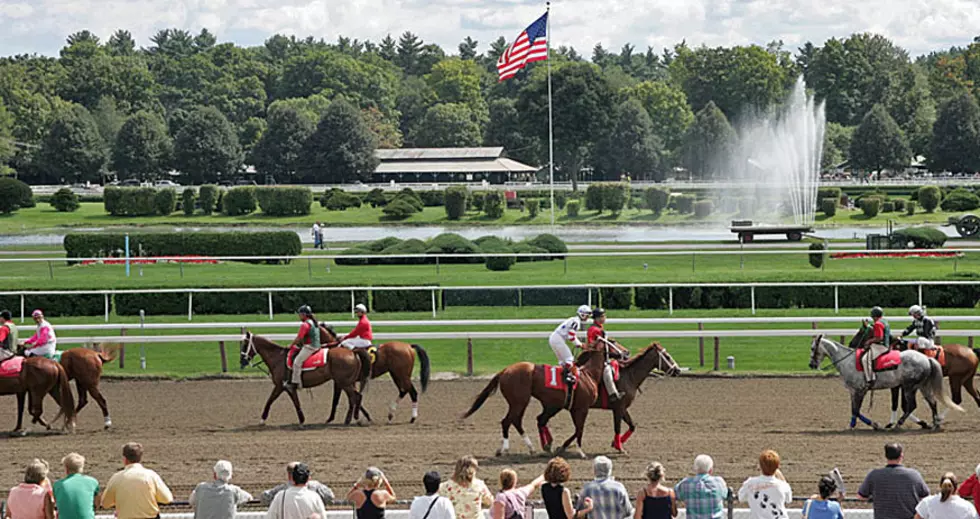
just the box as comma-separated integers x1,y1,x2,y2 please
654,345,681,376
241,333,270,376
812,335,854,369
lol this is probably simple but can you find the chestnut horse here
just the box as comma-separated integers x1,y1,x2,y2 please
321,326,431,423
239,331,371,426
462,348,606,458
60,345,119,429
0,357,76,435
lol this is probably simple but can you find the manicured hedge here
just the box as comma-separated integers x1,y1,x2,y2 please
116,289,370,316
154,189,177,216
891,227,947,248
64,232,302,263
443,288,520,307
222,187,257,216
0,294,107,317
599,287,632,310
335,234,567,267
372,289,432,312
444,186,468,220
256,187,313,216
50,188,80,212
198,185,218,215
104,187,158,216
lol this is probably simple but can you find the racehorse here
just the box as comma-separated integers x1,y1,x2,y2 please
59,344,119,429
809,334,962,430
239,331,371,426
461,347,607,459
0,356,76,435
320,325,431,423
535,343,682,454
847,327,980,428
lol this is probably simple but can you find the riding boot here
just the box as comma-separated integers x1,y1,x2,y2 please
561,364,575,409
283,368,297,390
603,364,622,401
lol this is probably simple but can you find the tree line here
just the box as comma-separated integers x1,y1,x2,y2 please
4,29,980,185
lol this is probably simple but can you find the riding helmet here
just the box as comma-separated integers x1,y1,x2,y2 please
297,305,313,316
592,308,606,319
908,304,924,316
870,306,884,319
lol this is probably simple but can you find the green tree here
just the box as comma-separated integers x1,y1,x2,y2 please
300,99,378,183
622,80,694,151
396,76,437,146
38,104,107,184
252,105,316,183
458,37,479,60
681,101,736,179
594,98,663,181
172,106,242,184
90,96,124,146
849,104,910,173
425,58,488,126
276,49,400,116
113,111,173,182
930,93,980,173
412,103,482,148
485,98,538,165
821,122,854,170
0,98,15,176
267,94,332,125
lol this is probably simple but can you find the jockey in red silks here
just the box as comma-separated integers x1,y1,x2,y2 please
587,308,623,401
860,306,891,389
0,310,17,365
284,305,321,391
341,304,373,350
22,309,56,359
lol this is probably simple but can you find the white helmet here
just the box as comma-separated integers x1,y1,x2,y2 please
577,305,592,319
908,305,924,317
355,303,367,313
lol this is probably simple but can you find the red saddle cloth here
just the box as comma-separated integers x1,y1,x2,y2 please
543,365,579,390
0,357,24,378
286,347,327,370
855,349,902,372
912,346,946,367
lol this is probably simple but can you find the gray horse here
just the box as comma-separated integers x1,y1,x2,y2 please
809,334,963,430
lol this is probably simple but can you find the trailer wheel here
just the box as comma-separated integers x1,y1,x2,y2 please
955,214,980,238
741,233,754,243
786,231,803,241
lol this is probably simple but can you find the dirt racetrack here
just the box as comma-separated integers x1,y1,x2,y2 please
0,376,978,503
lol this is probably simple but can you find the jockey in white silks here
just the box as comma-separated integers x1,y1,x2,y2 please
22,309,56,358
550,305,592,385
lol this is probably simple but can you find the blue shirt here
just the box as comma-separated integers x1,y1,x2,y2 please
803,499,843,519
577,478,634,519
675,475,727,519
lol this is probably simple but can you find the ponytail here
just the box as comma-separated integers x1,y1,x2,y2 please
940,473,957,503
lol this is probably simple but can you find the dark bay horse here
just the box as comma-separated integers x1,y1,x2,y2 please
239,331,371,426
60,344,119,429
536,343,682,454
321,326,431,423
462,349,606,458
0,357,76,434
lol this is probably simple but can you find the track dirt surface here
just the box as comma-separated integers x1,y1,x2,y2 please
0,377,978,502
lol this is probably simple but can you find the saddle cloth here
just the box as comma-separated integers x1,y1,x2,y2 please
0,357,24,378
286,347,327,371
597,361,622,409
855,349,902,372
912,346,946,367
543,365,579,391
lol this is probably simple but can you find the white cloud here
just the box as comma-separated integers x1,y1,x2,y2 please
2,0,980,57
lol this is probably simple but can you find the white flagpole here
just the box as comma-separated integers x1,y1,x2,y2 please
546,2,555,226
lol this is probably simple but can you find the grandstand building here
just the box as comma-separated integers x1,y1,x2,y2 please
373,147,538,184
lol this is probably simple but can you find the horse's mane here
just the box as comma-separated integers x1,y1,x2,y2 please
251,333,289,351
320,324,336,337
620,343,661,369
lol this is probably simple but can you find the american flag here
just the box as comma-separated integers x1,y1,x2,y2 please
497,12,549,81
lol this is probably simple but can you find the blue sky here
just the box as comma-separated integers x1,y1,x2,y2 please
1,0,978,58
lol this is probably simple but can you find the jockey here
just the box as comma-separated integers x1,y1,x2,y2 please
284,305,321,391
860,306,891,388
588,308,623,402
341,304,373,349
901,305,938,351
0,310,17,365
22,309,56,359
550,305,591,385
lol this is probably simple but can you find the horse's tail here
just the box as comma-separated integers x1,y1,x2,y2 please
55,363,76,432
97,343,120,363
927,357,964,413
354,348,372,395
462,373,500,419
411,344,430,393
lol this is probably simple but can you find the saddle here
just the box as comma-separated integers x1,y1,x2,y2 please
286,347,328,371
0,356,24,378
911,345,946,367
598,360,621,409
855,349,902,372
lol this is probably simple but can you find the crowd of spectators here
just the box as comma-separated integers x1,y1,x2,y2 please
6,442,980,519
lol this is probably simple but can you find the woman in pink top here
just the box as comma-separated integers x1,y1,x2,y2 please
5,459,54,519
491,470,545,519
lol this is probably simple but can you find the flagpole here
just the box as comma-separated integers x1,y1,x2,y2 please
546,1,555,226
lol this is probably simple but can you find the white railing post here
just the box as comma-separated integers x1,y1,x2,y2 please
668,287,674,315
834,285,839,314
188,293,193,321
350,290,356,318
431,289,437,318
588,289,592,307
104,293,109,323
268,292,274,321
918,284,923,307
750,286,756,315
20,294,24,323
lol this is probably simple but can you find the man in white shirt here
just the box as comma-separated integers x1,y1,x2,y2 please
737,450,792,519
266,463,326,519
410,472,455,519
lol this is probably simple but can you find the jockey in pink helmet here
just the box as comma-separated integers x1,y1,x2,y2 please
22,309,56,358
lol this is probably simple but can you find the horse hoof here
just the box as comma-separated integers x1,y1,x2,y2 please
410,417,416,424
495,449,503,457
871,422,882,431
11,429,25,437
104,419,112,429
920,421,933,430
884,422,895,429
259,419,266,426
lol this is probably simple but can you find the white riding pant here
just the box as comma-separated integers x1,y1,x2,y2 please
863,344,889,383
291,345,319,386
0,349,13,362
912,337,936,350
602,364,620,397
341,337,372,349
25,342,55,358
549,334,574,365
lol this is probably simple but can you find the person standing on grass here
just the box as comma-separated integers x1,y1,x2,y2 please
101,442,174,519
311,222,321,249
53,453,100,519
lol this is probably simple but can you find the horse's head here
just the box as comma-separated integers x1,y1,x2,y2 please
649,342,681,377
240,330,256,369
809,334,826,370
320,324,338,342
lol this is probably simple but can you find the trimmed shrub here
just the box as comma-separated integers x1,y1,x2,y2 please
63,232,301,263
484,191,504,219
420,190,444,207
334,247,372,265
816,187,842,208
471,192,486,212
893,199,906,212
891,227,947,248
555,191,567,210
585,184,604,213
511,242,548,262
527,233,567,259
372,289,431,312
644,187,670,214
222,187,257,216
694,200,714,218
673,194,696,214
181,188,196,215
566,200,580,217
527,199,540,218
0,294,105,317
820,197,837,217
918,185,942,213
322,190,362,211
444,186,468,220
395,188,424,212
198,185,218,215
906,200,916,215
474,235,510,248
0,178,33,214
860,197,881,218
378,239,428,265
427,233,482,263
600,287,632,310
483,241,516,271
365,188,388,208
600,183,628,214
256,187,313,216
154,189,177,216
382,199,417,220
882,201,895,213
364,237,402,252
941,189,980,212
50,188,80,213
104,187,157,216
809,242,827,269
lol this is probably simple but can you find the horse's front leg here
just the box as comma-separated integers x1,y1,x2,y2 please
286,387,305,425
885,387,901,428
850,390,877,429
326,385,341,424
261,386,285,425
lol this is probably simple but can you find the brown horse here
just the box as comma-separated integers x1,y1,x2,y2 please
320,326,431,424
536,343,682,454
462,348,606,458
60,344,119,429
0,357,76,435
239,331,372,426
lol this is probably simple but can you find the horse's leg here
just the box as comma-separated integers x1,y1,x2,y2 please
886,387,900,427
497,410,512,456
850,391,876,429
407,385,419,423
920,385,942,429
536,406,561,452
285,386,305,425
559,408,588,459
621,410,637,445
75,380,89,414
509,400,533,454
260,386,284,425
29,389,49,430
611,408,626,453
87,384,111,428
327,385,342,424
895,388,920,428
389,389,407,424
342,387,356,425
13,391,25,434
963,371,980,409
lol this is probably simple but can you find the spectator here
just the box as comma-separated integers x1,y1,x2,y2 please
576,456,633,519
101,443,174,519
266,463,326,519
6,459,55,519
737,450,792,519
410,471,455,519
261,462,335,507
674,455,727,519
857,443,929,519
915,473,977,519
802,477,843,519
439,456,493,519
491,469,544,519
634,462,676,519
542,457,591,519
190,460,253,519
53,453,100,519
311,222,322,249
347,467,397,519
958,464,980,515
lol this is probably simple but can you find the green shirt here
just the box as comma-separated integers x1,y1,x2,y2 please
1,322,17,350
53,473,100,519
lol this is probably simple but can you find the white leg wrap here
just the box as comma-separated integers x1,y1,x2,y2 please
909,413,923,423
502,438,510,451
411,402,418,418
523,434,534,450
389,401,398,412
938,410,948,421
889,409,899,424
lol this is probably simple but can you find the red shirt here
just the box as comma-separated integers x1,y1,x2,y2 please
872,320,886,340
587,324,605,345
295,321,315,345
0,325,8,344
958,473,980,514
345,315,373,340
